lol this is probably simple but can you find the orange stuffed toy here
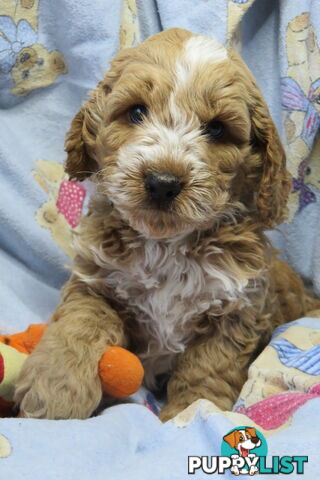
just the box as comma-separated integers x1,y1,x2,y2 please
0,324,144,417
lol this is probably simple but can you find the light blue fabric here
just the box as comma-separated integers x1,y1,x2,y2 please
0,248,59,333
0,0,123,327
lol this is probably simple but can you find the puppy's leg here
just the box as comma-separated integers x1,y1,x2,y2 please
14,277,126,419
159,317,267,422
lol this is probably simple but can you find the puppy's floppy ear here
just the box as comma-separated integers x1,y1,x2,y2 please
250,84,292,227
223,430,238,448
64,45,135,181
64,95,100,181
245,427,257,438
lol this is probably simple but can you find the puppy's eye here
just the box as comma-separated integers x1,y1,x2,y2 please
128,105,148,125
239,436,244,441
203,120,224,140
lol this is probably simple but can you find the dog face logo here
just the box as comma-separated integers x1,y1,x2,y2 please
221,426,267,476
223,427,261,457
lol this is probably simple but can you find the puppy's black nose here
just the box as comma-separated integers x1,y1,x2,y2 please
251,437,260,444
144,173,182,206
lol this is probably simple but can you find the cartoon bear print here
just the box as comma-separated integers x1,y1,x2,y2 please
11,44,67,96
0,0,67,96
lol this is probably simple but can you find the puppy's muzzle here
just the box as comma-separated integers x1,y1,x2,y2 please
144,172,182,208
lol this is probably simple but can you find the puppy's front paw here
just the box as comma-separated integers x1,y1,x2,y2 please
230,466,240,475
158,400,189,422
14,347,102,419
249,465,259,476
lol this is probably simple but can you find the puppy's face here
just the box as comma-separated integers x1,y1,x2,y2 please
223,427,261,455
65,28,290,239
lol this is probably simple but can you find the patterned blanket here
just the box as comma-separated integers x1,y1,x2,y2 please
0,317,319,478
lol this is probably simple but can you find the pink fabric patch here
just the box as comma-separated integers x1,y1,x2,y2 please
56,180,86,228
236,384,320,430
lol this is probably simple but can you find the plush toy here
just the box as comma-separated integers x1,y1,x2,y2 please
0,324,144,417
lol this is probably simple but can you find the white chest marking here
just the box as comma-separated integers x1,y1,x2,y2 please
100,236,248,387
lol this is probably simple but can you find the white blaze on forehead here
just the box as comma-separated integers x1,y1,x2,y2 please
184,35,228,67
175,35,228,85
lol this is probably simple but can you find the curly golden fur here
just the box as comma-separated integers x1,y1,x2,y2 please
15,28,320,420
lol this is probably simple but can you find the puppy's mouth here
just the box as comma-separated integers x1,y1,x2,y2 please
240,446,249,457
105,165,227,239
122,203,195,240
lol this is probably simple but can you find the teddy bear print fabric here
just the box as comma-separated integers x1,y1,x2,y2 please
0,0,67,106
281,13,320,217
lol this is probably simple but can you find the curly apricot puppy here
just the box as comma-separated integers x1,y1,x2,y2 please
15,28,320,420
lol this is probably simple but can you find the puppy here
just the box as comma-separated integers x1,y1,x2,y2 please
224,427,261,456
224,427,261,475
14,28,320,420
